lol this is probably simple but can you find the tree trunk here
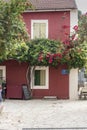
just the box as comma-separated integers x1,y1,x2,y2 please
26,65,35,98
26,65,32,98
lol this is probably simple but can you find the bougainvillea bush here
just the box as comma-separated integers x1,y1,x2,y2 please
12,23,87,70
28,40,85,69
1,0,87,70
23,23,87,70
12,23,87,69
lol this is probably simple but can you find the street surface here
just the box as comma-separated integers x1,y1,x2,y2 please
0,99,87,130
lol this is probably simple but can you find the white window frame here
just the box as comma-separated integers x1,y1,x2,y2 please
0,66,6,81
31,20,48,39
31,66,49,89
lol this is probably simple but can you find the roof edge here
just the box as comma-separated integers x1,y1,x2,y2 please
24,8,77,13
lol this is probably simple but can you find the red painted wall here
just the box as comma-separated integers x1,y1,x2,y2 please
22,11,70,98
0,11,70,99
2,60,28,99
22,11,70,41
32,65,69,99
1,61,69,99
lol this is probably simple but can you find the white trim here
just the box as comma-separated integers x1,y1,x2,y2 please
70,9,78,35
25,9,76,13
0,66,6,81
31,20,48,39
69,68,78,100
69,9,78,100
31,66,49,89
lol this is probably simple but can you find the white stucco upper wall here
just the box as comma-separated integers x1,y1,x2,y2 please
69,68,78,100
69,9,78,100
70,9,78,34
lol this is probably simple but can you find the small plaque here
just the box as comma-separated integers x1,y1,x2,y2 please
61,69,69,75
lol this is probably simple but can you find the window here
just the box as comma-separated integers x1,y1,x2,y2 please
0,66,6,84
31,20,48,39
31,66,49,89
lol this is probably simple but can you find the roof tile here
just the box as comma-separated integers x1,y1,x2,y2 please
29,0,77,11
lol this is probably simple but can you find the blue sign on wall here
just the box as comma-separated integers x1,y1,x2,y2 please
61,69,69,75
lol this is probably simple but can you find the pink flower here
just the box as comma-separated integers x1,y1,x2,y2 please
73,34,78,41
38,52,43,62
57,53,62,58
73,25,78,31
49,58,53,63
46,53,50,58
48,54,53,63
53,54,58,58
85,12,87,16
38,56,43,62
71,34,75,40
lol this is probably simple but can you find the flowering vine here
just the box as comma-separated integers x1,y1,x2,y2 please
33,24,86,69
13,16,87,70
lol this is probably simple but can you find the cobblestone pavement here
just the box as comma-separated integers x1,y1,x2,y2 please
0,99,87,130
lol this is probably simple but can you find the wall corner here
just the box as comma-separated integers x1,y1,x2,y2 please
69,68,78,100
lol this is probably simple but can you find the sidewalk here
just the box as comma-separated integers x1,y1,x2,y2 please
0,99,87,130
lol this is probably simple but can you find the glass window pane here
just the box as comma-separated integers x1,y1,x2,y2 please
34,70,46,86
0,70,3,79
33,23,46,39
40,70,46,85
40,23,46,38
34,70,40,85
33,23,40,39
0,69,3,84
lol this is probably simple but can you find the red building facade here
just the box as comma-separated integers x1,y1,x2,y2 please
1,60,69,99
0,0,78,99
23,11,70,41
